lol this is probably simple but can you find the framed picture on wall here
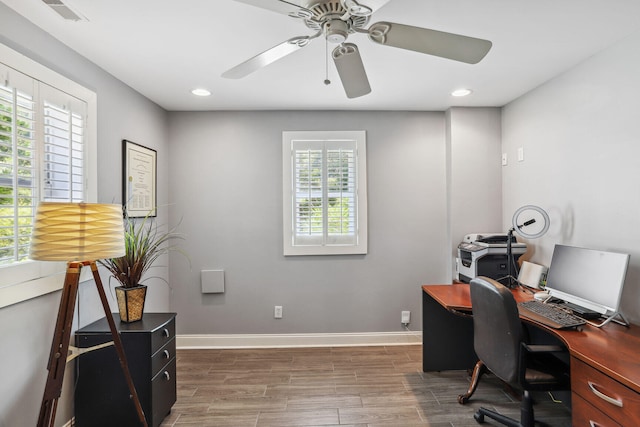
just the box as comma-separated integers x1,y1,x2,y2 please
122,139,157,217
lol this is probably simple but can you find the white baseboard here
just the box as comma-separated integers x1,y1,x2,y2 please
177,331,422,349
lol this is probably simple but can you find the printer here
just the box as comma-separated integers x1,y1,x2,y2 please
456,233,527,283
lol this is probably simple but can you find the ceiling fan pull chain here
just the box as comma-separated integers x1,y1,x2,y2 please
324,39,331,85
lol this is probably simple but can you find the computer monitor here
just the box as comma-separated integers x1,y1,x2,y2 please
545,244,630,315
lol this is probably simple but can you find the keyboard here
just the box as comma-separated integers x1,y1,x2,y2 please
518,300,586,329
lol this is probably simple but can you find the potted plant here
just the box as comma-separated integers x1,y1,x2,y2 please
99,210,186,322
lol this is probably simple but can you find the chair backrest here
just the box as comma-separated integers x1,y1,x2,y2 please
470,276,523,385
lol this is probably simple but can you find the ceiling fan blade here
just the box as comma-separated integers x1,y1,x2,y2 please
222,36,312,79
232,0,313,18
332,43,371,99
368,21,492,64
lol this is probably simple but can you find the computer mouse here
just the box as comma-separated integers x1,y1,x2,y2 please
534,291,550,301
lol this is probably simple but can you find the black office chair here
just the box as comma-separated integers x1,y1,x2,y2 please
466,276,569,426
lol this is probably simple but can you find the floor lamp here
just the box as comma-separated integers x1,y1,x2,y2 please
30,202,147,427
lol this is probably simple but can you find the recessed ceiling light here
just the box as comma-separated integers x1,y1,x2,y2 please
451,88,472,97
191,88,211,97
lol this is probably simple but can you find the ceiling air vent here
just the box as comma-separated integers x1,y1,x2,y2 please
41,0,86,21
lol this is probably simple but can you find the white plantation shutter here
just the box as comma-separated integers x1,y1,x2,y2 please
284,131,367,256
326,141,357,244
0,41,97,308
42,97,85,202
0,66,37,265
293,143,323,245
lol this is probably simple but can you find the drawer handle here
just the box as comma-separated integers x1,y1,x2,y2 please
162,328,170,338
589,422,602,427
588,381,624,407
163,349,170,359
163,371,171,381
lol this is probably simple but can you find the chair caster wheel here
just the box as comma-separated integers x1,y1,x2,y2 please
474,411,485,423
458,394,469,404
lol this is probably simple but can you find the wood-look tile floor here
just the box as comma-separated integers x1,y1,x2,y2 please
160,345,571,427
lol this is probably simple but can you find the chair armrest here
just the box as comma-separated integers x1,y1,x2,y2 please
522,343,566,353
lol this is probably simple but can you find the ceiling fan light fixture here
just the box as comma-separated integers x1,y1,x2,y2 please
191,88,211,97
451,88,472,97
325,19,349,43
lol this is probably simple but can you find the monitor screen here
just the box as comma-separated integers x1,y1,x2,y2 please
545,244,630,314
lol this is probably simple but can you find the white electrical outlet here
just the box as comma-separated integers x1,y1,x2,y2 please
274,305,283,319
401,310,411,324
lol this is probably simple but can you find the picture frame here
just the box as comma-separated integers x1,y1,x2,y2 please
122,139,157,217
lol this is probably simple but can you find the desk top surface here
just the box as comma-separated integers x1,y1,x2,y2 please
77,312,177,333
423,284,640,393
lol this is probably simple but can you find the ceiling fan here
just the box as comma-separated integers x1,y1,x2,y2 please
222,0,492,99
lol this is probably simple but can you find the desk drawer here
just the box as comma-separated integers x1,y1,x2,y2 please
152,358,176,425
152,338,175,377
572,393,621,427
572,357,640,426
151,317,175,353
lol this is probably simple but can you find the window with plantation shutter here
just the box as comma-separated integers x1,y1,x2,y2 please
283,131,367,256
0,77,37,265
0,42,97,307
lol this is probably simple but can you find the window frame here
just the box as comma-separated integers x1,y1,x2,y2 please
283,130,367,256
0,42,97,308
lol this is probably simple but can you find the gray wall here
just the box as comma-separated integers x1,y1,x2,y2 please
167,111,453,334
447,107,503,277
502,29,640,324
0,4,169,426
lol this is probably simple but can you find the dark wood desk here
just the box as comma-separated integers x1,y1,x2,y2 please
422,284,640,426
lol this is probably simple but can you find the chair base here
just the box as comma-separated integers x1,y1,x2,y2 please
473,390,534,427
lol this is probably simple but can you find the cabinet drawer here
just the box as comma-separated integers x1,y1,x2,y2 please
152,358,177,425
572,393,622,427
572,357,640,426
151,317,175,353
152,338,176,376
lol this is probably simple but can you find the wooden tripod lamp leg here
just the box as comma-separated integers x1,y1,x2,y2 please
90,261,148,427
37,262,147,427
37,262,82,427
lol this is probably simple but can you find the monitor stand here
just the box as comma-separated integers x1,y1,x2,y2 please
585,311,630,328
557,300,629,328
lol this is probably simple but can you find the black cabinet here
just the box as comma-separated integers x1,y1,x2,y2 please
75,313,177,427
